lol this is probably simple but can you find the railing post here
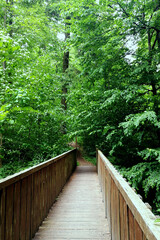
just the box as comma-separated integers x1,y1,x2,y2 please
96,148,98,173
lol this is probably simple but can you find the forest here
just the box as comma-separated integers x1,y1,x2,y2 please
0,0,160,214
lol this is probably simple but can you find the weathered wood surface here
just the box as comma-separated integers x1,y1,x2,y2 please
97,150,160,240
0,149,77,240
33,166,111,240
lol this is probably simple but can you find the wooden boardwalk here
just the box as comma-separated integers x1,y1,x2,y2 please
33,166,111,240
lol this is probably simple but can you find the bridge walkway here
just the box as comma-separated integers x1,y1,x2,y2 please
33,166,111,240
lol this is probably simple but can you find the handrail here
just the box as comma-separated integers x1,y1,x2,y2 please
0,149,77,240
0,149,76,189
97,149,160,240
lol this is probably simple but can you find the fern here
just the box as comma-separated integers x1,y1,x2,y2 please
138,148,160,162
120,111,160,137
118,161,160,213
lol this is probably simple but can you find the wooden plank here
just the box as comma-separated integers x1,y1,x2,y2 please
119,192,124,240
52,164,56,203
13,181,21,240
6,185,14,240
105,176,107,218
135,219,143,240
37,170,41,229
129,209,135,240
143,235,147,240
31,172,36,238
102,161,105,202
35,171,40,233
59,159,63,190
55,161,60,197
41,168,45,220
0,149,77,190
44,167,48,218
50,164,54,204
119,192,129,240
64,157,67,182
26,175,32,240
0,189,5,240
114,186,120,240
123,197,129,240
111,178,115,239
33,166,111,240
46,167,49,215
20,178,27,240
106,171,111,232
38,170,42,225
48,166,52,209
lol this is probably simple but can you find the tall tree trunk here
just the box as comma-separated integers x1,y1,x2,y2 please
61,16,71,111
3,1,7,72
3,0,13,74
157,31,160,50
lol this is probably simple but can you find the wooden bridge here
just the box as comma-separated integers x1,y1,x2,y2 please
0,149,160,240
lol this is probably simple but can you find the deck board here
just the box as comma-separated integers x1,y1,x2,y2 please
33,166,111,240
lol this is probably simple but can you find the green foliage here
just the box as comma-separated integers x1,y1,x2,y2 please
0,0,69,176
0,0,160,214
139,148,160,162
83,155,97,166
62,0,160,213
118,161,160,214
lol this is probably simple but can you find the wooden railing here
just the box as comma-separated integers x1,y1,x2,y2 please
0,149,77,240
97,150,160,240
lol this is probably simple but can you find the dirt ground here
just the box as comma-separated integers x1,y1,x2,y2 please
69,142,94,166
77,151,94,166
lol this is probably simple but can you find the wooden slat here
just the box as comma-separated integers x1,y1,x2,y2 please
31,172,36,238
50,164,55,204
20,178,27,240
26,175,32,240
105,176,107,218
135,219,143,240
44,167,48,215
119,192,129,240
52,164,56,203
119,193,124,240
129,209,135,240
143,235,147,240
123,196,129,240
115,186,120,240
111,178,114,239
41,168,45,220
13,181,21,240
6,185,14,240
55,161,60,197
0,189,5,240
35,171,39,233
37,170,41,229
38,170,43,225
49,167,52,209
106,170,111,232
31,173,34,238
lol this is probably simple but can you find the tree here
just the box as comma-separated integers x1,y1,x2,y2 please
0,0,69,173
